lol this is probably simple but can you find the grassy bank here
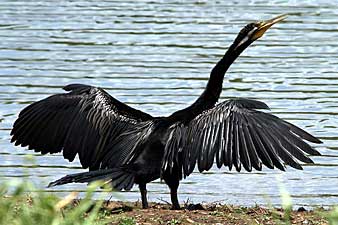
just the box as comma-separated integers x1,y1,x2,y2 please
99,201,332,225
1,180,337,225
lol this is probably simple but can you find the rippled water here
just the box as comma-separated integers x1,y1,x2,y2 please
0,0,337,207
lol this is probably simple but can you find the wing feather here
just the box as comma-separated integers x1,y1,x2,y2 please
242,124,262,171
233,121,241,172
163,98,321,177
224,113,233,169
11,84,153,170
215,119,225,168
247,124,274,169
238,122,252,172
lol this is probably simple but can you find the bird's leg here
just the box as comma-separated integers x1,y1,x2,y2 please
168,179,180,210
170,188,180,210
139,183,148,209
163,166,181,210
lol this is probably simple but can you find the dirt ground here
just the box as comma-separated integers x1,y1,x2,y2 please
99,201,329,225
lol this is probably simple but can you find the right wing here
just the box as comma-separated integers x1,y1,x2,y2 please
162,98,322,178
11,84,153,170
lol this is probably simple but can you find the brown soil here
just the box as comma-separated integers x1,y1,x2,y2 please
99,201,329,225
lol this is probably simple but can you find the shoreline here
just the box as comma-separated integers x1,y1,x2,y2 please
79,199,330,224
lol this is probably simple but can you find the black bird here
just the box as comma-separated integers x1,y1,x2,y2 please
11,15,322,210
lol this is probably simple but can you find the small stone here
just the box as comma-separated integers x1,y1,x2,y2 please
186,218,195,223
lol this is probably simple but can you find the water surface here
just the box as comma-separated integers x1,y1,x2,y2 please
0,0,337,207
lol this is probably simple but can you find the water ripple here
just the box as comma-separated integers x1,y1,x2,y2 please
0,0,337,207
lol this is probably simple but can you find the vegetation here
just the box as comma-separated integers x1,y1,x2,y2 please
0,180,109,225
0,179,337,225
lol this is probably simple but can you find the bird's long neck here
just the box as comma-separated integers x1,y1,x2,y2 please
168,36,252,123
193,40,251,108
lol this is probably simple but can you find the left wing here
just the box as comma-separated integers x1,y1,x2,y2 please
162,98,322,179
11,84,154,170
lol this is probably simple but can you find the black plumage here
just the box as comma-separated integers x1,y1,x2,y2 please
11,15,322,209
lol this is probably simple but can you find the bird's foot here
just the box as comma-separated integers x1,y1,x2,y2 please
171,204,181,210
184,203,205,211
142,202,149,209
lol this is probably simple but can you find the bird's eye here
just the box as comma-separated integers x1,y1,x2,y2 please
254,22,264,28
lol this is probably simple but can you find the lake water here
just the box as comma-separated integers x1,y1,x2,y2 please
0,0,337,208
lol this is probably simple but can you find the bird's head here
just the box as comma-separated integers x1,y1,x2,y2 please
232,14,287,51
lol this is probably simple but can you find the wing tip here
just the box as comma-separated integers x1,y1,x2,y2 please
312,149,321,156
312,138,323,144
10,135,16,143
47,182,56,188
285,121,323,144
295,165,303,170
303,134,322,144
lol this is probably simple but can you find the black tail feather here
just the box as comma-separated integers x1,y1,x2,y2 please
48,168,135,191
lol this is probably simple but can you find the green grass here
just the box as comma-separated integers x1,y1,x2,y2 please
0,180,111,225
118,217,135,225
327,207,338,225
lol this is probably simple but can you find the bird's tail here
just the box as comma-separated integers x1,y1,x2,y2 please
47,168,135,191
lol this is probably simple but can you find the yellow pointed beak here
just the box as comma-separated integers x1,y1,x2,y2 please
252,14,287,40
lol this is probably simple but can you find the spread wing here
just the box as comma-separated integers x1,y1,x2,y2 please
162,98,322,179
11,84,153,170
